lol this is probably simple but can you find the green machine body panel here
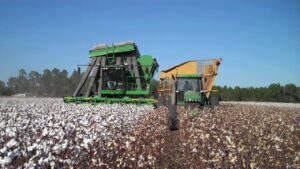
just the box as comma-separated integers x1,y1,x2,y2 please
64,41,158,104
89,43,136,57
184,90,202,102
177,74,202,78
64,96,155,104
174,75,205,106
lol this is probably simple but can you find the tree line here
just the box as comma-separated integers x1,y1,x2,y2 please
0,68,81,97
0,68,299,103
0,68,157,98
213,84,300,103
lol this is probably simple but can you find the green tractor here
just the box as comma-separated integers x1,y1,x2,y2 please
174,74,208,107
64,41,158,104
158,59,222,130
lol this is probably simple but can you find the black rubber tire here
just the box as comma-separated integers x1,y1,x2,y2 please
153,102,158,109
157,96,166,108
168,104,178,131
210,95,219,106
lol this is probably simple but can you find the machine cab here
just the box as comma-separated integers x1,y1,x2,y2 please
102,66,125,91
176,75,202,105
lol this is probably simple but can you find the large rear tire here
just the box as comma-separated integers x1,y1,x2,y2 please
157,95,166,108
209,95,219,106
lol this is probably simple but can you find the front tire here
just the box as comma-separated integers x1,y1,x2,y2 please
168,104,178,131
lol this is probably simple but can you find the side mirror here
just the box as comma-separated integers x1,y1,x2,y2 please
172,75,175,80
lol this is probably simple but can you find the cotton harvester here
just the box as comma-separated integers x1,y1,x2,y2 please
158,58,222,130
63,41,158,104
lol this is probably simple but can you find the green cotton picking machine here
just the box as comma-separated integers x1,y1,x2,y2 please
63,41,158,104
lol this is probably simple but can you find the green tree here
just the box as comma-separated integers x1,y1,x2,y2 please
215,83,300,103
150,79,159,99
17,69,29,93
28,70,41,95
68,70,82,96
59,69,69,96
39,69,52,97
7,77,18,93
284,84,298,102
0,80,5,95
233,86,242,101
52,69,69,97
267,83,283,102
297,87,300,102
221,85,229,101
50,68,60,97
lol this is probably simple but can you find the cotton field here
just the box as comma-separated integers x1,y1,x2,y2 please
0,98,155,168
177,104,300,168
222,101,300,109
0,98,299,168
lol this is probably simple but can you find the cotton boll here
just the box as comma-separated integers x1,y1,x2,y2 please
42,128,48,137
52,145,61,154
6,128,16,137
50,161,55,168
0,156,12,166
6,139,18,148
0,147,7,154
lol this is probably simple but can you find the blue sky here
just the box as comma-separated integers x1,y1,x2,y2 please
0,0,299,87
